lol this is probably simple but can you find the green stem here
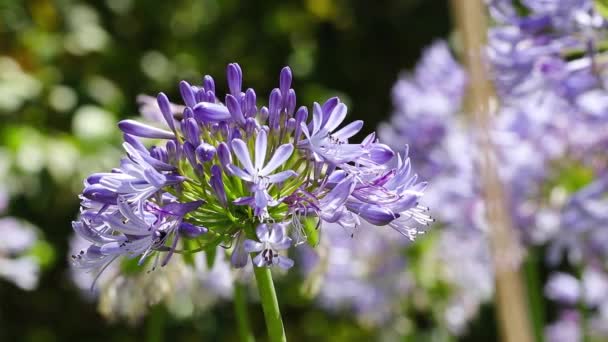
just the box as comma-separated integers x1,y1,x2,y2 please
234,282,255,342
524,249,545,342
147,304,164,342
253,266,287,342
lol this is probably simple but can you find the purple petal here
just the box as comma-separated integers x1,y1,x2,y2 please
193,102,231,122
285,118,296,132
231,232,249,268
117,197,149,227
157,93,176,132
203,75,215,93
231,139,255,174
196,143,216,162
143,168,167,188
368,143,395,164
294,106,308,141
311,102,322,134
227,63,242,96
277,256,294,269
285,89,296,116
243,239,263,253
266,170,297,184
183,142,198,168
183,118,201,146
324,102,347,132
233,196,254,206
254,189,269,212
179,222,208,238
99,241,125,255
163,200,204,217
255,129,268,171
118,120,175,139
268,223,286,244
256,223,270,241
217,142,232,169
226,94,245,124
252,253,265,267
332,120,363,140
347,202,397,226
259,144,294,176
244,88,257,117
82,184,118,204
179,81,197,107
259,106,269,123
321,97,339,120
210,165,228,206
226,164,253,182
123,134,147,152
73,221,121,244
321,177,354,210
184,107,195,120
245,117,258,136
279,66,292,97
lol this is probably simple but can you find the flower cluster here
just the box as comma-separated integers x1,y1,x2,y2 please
71,63,430,283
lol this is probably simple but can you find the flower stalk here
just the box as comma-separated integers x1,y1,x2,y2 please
253,266,286,342
234,282,255,342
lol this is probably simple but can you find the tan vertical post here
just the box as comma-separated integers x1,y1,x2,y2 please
450,1,534,342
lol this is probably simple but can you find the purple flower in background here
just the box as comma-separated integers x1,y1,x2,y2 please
0,217,42,290
379,41,466,178
545,272,580,305
545,311,580,342
299,221,412,325
487,0,608,120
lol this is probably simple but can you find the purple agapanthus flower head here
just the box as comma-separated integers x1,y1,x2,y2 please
71,62,431,285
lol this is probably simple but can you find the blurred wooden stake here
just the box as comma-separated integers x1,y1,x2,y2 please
450,1,534,342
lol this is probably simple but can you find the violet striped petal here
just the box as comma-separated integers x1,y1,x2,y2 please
226,94,246,125
255,129,268,170
193,102,231,122
324,102,347,132
157,92,177,132
179,222,208,238
259,144,294,176
118,120,175,139
266,170,297,184
227,63,242,96
179,81,197,107
332,120,363,140
231,139,255,174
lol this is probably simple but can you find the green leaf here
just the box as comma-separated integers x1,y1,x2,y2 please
205,246,217,269
120,255,147,275
303,217,320,247
596,0,608,19
181,238,197,266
